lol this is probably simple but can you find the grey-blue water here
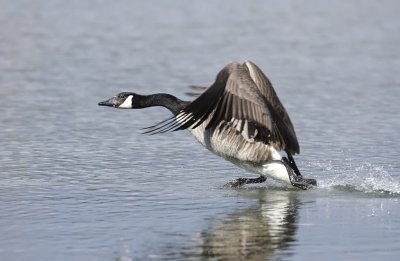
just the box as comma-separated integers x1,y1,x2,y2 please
1,0,399,260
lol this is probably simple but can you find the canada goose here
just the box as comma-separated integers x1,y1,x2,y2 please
98,61,316,189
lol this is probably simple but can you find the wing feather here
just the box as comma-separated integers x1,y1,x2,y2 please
144,61,300,154
244,60,300,154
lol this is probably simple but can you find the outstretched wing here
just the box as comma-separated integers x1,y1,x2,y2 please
143,61,299,154
142,65,230,135
244,60,299,154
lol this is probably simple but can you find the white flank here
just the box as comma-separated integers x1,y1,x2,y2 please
262,147,291,184
269,146,283,161
279,150,288,158
262,162,291,185
118,95,133,109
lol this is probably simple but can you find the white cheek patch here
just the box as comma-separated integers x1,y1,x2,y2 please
118,95,133,109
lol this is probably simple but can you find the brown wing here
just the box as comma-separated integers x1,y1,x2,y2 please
201,62,277,144
143,61,299,154
144,62,283,148
244,60,300,154
142,65,229,134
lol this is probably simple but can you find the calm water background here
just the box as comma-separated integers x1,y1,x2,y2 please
1,0,400,260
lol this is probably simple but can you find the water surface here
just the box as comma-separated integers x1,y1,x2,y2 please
0,0,399,260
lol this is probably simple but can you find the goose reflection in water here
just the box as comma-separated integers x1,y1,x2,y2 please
193,189,302,260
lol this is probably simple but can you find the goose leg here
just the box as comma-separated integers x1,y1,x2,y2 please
289,174,317,190
226,176,267,188
280,158,317,190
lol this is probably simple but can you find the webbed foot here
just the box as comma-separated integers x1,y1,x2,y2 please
225,176,267,188
290,176,317,190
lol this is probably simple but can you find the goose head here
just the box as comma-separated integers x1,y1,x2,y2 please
98,92,140,109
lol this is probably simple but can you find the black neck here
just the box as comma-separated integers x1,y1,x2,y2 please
136,93,189,115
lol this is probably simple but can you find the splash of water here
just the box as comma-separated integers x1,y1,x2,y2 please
313,160,400,195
